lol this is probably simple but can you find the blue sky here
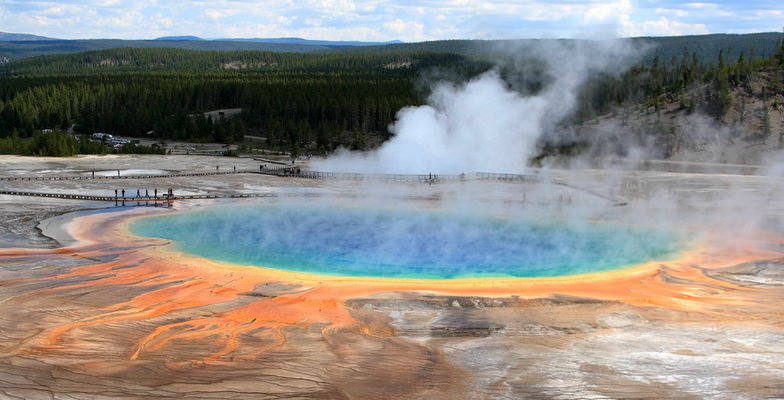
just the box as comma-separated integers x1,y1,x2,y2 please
0,0,781,41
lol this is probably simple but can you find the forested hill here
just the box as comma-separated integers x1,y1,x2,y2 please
1,32,782,66
6,32,782,76
327,33,784,66
0,32,57,41
0,38,781,161
0,48,481,75
0,39,330,61
0,35,402,61
0,48,490,154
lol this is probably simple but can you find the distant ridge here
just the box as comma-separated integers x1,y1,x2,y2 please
0,47,474,75
0,39,331,60
0,35,406,61
215,37,404,47
0,32,58,41
153,36,404,47
326,32,784,66
154,36,205,41
1,32,782,65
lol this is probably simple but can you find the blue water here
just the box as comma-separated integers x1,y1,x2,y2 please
130,204,681,279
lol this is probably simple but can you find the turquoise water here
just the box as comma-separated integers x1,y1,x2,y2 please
130,204,681,279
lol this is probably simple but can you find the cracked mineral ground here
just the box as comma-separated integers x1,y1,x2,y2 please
1,154,783,400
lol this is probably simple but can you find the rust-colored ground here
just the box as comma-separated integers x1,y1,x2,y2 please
1,206,783,399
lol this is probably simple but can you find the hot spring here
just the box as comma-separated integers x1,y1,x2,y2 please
130,203,682,279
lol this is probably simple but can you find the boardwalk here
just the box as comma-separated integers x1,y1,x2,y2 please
260,167,626,204
0,190,278,202
260,166,542,183
0,166,627,205
0,170,251,182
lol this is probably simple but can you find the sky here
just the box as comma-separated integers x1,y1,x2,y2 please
0,0,782,42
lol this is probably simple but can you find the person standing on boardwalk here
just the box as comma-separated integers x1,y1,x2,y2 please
121,189,125,198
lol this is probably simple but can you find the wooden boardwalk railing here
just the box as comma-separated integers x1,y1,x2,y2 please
0,170,254,182
259,167,543,183
0,190,277,202
258,167,625,204
0,166,542,184
0,166,626,205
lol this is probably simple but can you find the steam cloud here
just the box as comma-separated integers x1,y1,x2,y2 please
313,40,641,174
309,38,784,262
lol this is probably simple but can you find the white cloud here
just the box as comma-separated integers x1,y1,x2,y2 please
304,18,322,26
0,0,779,41
155,16,175,29
622,17,710,36
91,10,141,28
752,9,783,18
682,2,732,17
654,7,690,18
584,0,632,22
94,0,123,7
40,4,85,17
383,18,407,33
204,8,242,20
386,20,426,40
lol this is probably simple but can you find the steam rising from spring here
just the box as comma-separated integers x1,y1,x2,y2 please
313,40,641,174
308,38,784,254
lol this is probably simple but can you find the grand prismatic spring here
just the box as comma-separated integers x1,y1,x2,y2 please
1,156,784,399
130,204,681,279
